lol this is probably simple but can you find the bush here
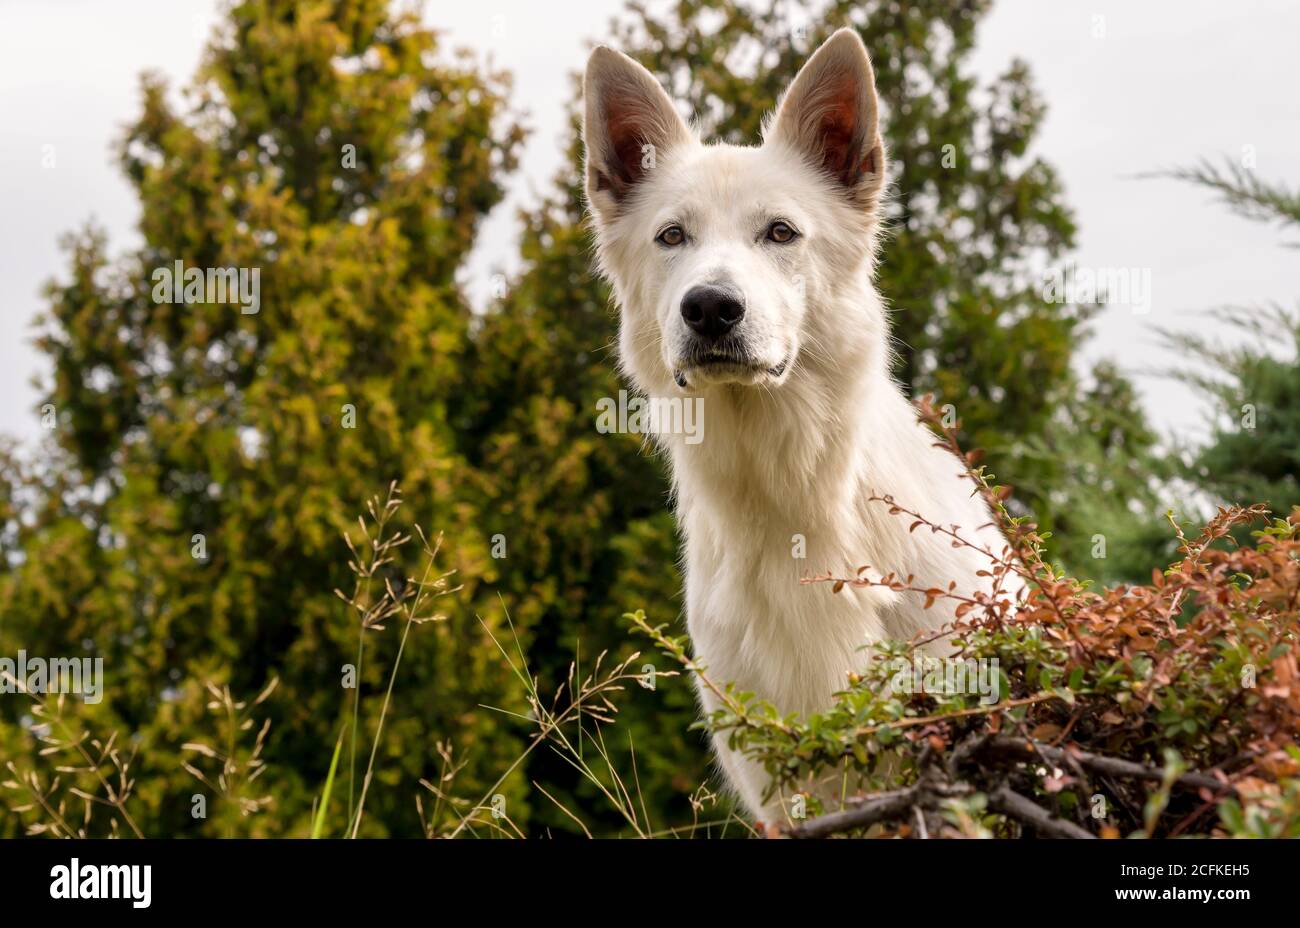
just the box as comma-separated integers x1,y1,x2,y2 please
629,397,1300,838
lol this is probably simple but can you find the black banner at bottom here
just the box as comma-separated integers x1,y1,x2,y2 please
0,837,1284,915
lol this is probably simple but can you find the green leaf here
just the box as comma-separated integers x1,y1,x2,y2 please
312,724,347,840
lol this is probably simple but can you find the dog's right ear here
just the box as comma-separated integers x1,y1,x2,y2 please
767,29,886,212
583,46,690,222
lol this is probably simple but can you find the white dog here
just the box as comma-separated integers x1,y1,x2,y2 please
582,28,1009,824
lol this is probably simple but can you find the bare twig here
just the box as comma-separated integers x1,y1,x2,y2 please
987,786,1095,839
976,737,1231,794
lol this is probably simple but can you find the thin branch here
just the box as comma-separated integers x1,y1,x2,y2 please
977,737,1232,794
786,785,922,839
987,786,1095,839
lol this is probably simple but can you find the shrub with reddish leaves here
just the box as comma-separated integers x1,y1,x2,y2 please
630,397,1300,838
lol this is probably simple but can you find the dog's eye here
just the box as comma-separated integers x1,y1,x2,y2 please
656,225,686,247
766,221,797,244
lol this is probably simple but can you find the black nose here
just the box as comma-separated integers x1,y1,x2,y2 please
680,285,745,339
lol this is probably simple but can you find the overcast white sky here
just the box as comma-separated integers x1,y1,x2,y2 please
2,0,1297,447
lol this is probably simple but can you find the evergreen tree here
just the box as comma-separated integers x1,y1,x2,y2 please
1179,306,1300,514
1,0,525,837
1155,158,1300,520
1014,361,1173,581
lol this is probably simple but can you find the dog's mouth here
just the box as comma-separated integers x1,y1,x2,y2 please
673,352,789,388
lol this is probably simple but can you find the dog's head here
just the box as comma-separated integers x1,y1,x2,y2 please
582,29,887,396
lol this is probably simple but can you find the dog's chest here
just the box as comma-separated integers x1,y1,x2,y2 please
679,499,900,716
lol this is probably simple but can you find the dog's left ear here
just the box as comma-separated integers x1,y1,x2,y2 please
767,28,886,210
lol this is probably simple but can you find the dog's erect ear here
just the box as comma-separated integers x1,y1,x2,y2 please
768,28,886,209
583,46,691,221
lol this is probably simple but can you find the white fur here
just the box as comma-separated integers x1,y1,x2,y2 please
582,30,1009,823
